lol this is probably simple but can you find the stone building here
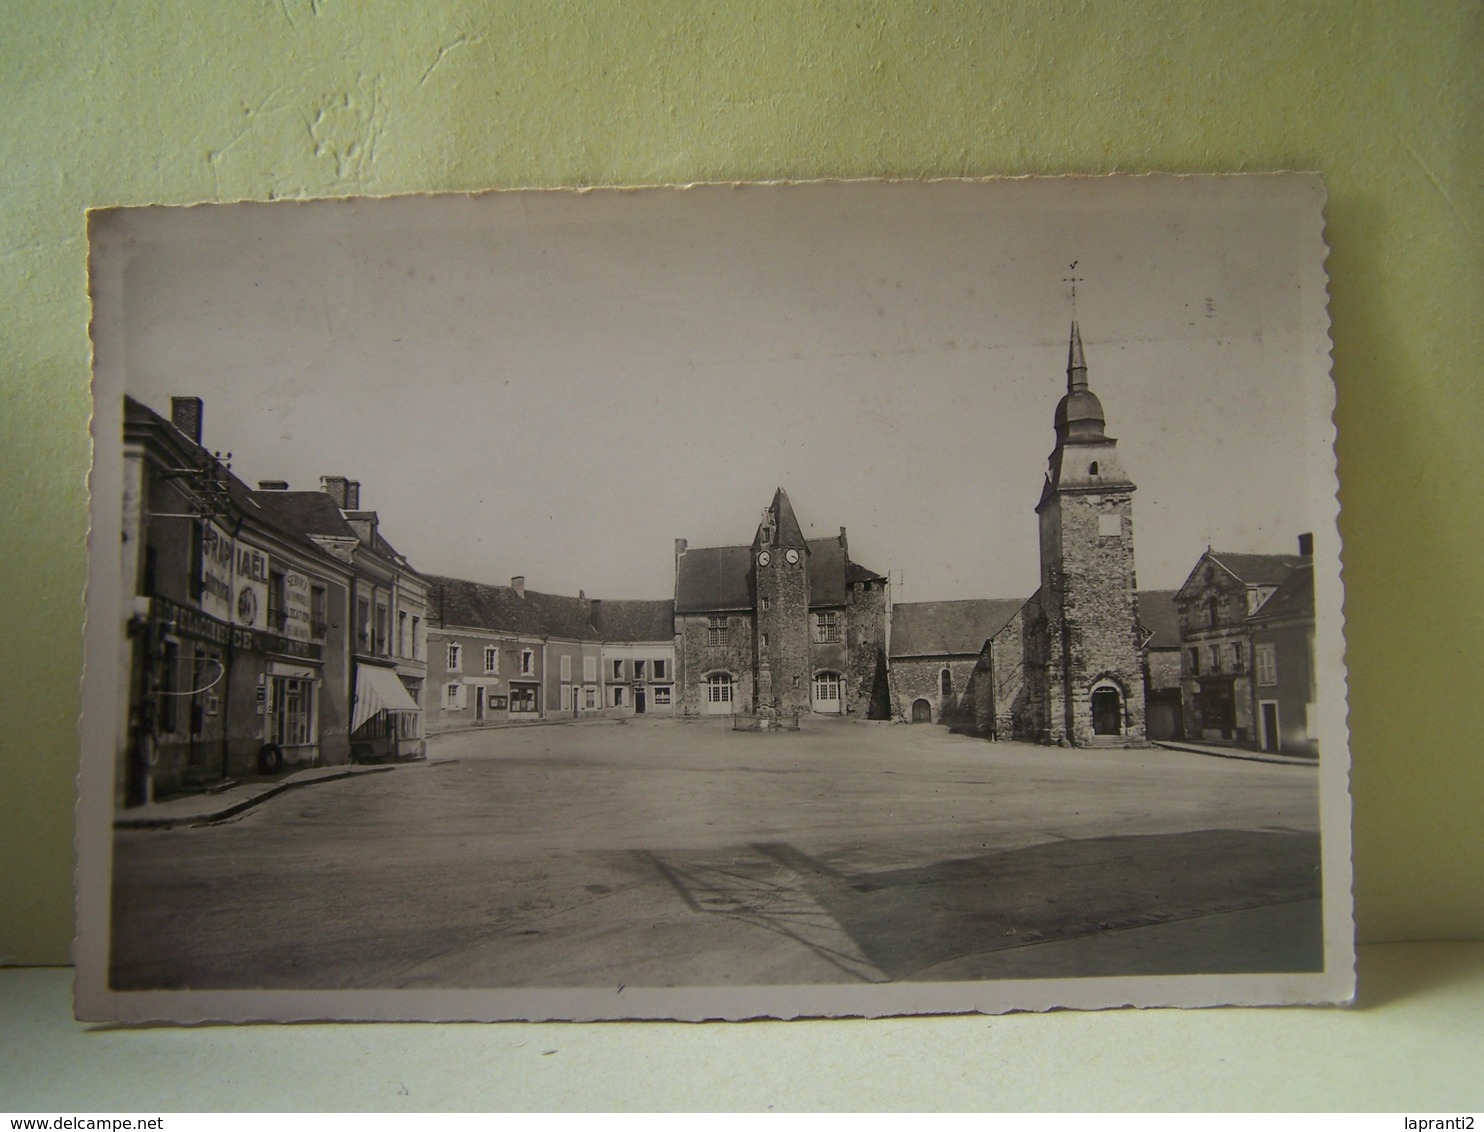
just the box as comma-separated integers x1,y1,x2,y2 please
888,599,1023,727
1174,545,1308,744
1247,559,1317,756
1137,590,1184,741
673,489,890,717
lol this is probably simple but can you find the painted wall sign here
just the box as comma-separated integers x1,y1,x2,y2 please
283,570,313,642
199,521,234,622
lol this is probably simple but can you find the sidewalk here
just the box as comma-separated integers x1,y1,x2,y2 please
1152,739,1318,768
115,764,398,830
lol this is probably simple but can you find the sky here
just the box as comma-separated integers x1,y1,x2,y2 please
101,176,1334,603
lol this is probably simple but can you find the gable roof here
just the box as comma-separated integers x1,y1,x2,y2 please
249,489,360,544
592,599,675,642
1248,563,1315,624
1136,589,1181,649
427,575,601,640
889,598,1025,658
1206,551,1308,587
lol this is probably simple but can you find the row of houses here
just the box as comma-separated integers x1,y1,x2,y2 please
119,396,429,807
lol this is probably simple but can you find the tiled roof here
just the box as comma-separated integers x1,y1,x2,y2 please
249,490,359,543
806,538,848,606
1248,563,1315,623
889,598,1025,658
1207,552,1307,586
592,599,675,642
1136,589,1181,649
427,575,602,640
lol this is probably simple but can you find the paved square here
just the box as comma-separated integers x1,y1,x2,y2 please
111,717,1322,990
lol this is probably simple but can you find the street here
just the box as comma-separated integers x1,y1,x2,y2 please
110,717,1323,990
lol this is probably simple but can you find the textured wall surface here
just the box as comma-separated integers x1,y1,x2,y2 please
2,3,1481,968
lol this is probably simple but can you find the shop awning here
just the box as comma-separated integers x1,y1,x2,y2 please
352,665,420,732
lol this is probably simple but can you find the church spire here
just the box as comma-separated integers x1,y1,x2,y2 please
1067,320,1088,394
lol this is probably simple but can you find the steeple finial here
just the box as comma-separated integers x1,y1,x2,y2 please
1067,320,1088,393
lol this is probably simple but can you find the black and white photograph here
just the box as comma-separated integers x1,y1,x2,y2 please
76,175,1353,1022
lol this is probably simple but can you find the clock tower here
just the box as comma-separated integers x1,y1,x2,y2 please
753,488,812,716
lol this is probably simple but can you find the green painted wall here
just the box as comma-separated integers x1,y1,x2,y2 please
2,2,1480,964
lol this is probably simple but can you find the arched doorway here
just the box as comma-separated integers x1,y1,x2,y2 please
911,698,932,723
812,671,842,714
703,672,735,715
1091,685,1123,736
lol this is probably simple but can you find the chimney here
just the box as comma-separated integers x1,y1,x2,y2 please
257,480,289,491
1298,532,1314,559
675,538,688,557
320,475,350,509
345,480,361,510
512,575,526,599
589,598,603,631
839,525,849,552
170,397,203,445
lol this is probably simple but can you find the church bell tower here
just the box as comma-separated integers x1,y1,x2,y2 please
1035,323,1146,745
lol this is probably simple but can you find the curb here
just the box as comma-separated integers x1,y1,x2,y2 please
115,765,399,830
1152,741,1318,768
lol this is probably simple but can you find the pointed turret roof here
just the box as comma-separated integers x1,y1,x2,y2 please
755,486,809,551
1054,321,1107,443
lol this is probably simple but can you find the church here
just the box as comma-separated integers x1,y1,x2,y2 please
893,322,1150,745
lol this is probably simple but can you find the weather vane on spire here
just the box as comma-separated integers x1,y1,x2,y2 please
1062,260,1084,315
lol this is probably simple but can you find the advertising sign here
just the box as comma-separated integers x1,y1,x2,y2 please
199,520,234,622
283,570,313,641
231,541,270,629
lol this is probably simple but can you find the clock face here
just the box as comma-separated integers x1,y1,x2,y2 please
785,549,800,565
757,551,771,566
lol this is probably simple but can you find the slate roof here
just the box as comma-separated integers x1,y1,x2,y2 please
1207,552,1308,587
592,599,676,642
1248,563,1315,624
249,490,360,544
1136,589,1181,649
427,575,602,640
674,545,755,613
674,537,885,613
889,598,1025,658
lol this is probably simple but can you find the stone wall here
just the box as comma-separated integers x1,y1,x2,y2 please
676,612,755,714
844,581,890,718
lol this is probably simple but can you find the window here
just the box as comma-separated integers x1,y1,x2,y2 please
267,570,286,632
940,668,953,697
634,659,646,680
583,656,597,682
1231,642,1245,672
509,685,538,713
762,632,769,648
398,611,408,657
611,686,625,707
1188,647,1200,676
707,616,729,646
706,673,733,703
411,616,421,659
311,585,328,641
520,649,534,675
444,683,463,710
612,659,624,681
484,646,498,673
813,672,841,702
375,603,389,654
653,686,671,706
446,643,462,672
653,658,668,680
560,655,572,682
761,597,770,611
1209,644,1222,673
816,611,841,643
1089,461,1099,476
1256,643,1278,686
584,686,597,709
357,597,371,650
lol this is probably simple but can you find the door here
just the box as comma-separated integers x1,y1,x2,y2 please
475,686,486,721
1091,687,1122,735
911,698,931,723
635,687,646,714
1261,701,1280,752
812,672,842,714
